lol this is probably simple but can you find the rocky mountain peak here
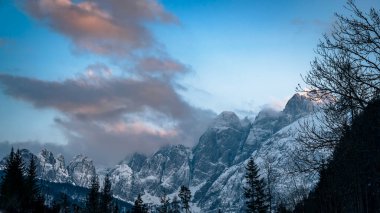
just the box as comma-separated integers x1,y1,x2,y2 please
255,108,281,122
127,153,147,172
283,93,315,117
212,111,241,130
67,155,96,187
39,148,56,165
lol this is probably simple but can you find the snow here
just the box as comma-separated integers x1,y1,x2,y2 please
141,190,161,205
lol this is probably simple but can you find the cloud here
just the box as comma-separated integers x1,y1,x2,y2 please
0,140,70,161
18,0,188,79
134,57,189,79
0,73,191,120
21,0,177,57
85,63,112,79
4,0,214,165
0,73,214,164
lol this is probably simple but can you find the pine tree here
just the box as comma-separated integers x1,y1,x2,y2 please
100,173,113,212
158,192,170,213
0,148,25,212
244,157,268,213
24,155,44,211
132,194,148,213
170,196,181,213
85,175,100,213
178,185,192,213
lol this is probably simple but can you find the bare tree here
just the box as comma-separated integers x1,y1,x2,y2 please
295,0,380,172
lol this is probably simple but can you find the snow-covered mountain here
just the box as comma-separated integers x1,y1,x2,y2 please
0,92,324,212
100,92,321,212
0,149,96,188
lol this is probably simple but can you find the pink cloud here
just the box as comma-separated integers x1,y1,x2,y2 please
0,73,215,164
134,57,189,78
22,0,177,57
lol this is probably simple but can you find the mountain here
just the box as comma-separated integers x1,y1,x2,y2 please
67,154,96,187
105,144,191,203
187,93,319,211
0,93,325,212
100,93,321,212
0,149,96,188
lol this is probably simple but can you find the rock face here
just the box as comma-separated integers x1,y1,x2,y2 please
38,149,70,183
67,155,96,187
107,144,191,201
0,93,324,212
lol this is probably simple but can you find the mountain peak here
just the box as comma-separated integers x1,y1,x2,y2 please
212,111,241,130
127,153,147,172
283,93,315,117
68,154,96,187
39,148,56,165
255,108,281,122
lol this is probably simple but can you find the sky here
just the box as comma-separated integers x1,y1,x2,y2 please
0,0,379,165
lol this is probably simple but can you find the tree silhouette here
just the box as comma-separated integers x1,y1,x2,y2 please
85,175,100,213
132,194,148,213
158,192,170,213
244,157,268,213
100,173,113,212
0,148,25,212
170,195,181,213
24,155,44,211
179,185,192,213
296,0,380,172
294,99,380,212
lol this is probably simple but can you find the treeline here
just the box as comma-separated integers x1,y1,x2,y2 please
244,0,380,212
0,147,194,213
127,185,191,213
0,148,124,213
0,148,45,212
291,0,380,213
293,99,380,212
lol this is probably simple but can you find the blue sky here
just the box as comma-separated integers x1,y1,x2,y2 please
0,0,379,164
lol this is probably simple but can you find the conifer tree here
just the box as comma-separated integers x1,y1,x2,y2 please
244,157,268,213
132,194,148,213
158,192,170,213
0,148,25,212
170,195,181,213
24,155,44,211
179,185,192,213
85,175,100,213
100,173,113,212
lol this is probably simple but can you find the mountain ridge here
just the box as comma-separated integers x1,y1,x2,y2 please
0,93,324,212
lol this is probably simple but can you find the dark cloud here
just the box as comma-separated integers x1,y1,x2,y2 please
20,0,176,57
0,74,191,120
0,74,214,165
